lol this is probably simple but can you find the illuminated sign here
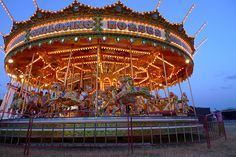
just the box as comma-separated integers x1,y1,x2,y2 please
103,21,164,38
30,20,95,37
7,19,192,54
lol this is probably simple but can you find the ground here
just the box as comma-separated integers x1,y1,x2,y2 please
0,123,235,157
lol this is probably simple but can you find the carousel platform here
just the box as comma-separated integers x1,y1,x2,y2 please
0,116,205,146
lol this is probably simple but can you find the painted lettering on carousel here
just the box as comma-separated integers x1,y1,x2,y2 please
7,19,192,54
30,20,95,37
105,21,163,38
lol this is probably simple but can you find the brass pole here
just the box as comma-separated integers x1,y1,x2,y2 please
27,53,35,90
95,44,100,117
176,76,183,96
22,53,35,114
161,54,170,101
80,64,84,88
71,58,75,91
186,69,197,117
130,46,134,79
64,49,73,90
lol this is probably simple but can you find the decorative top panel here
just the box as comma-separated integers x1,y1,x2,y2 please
3,1,195,54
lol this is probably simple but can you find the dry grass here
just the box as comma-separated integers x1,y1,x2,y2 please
0,123,235,157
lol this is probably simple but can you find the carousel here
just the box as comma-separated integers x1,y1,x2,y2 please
0,0,209,149
0,0,207,119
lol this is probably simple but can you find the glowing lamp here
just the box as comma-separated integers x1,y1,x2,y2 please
185,59,190,64
8,59,13,63
102,36,107,41
12,75,17,79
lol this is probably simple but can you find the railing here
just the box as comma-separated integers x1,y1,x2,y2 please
0,110,224,155
203,112,227,148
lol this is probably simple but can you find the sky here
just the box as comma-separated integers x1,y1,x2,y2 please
0,0,236,110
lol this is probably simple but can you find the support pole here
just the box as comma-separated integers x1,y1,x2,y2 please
38,68,45,92
37,61,45,93
95,44,100,117
80,64,84,88
194,37,208,56
27,53,35,91
22,53,35,115
176,76,183,96
186,69,197,117
33,0,39,10
182,4,195,24
1,78,12,119
71,58,75,91
20,67,29,115
156,0,161,10
0,0,14,22
163,87,167,98
194,22,207,38
149,78,153,91
161,54,170,100
20,67,29,96
64,49,73,90
130,46,134,79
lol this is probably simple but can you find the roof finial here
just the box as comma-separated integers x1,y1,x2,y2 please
156,0,161,10
194,22,207,38
194,37,208,56
0,0,15,22
33,0,39,10
182,4,195,24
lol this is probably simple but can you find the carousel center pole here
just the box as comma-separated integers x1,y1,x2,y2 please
186,69,197,117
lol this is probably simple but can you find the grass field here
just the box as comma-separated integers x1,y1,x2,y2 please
0,123,235,157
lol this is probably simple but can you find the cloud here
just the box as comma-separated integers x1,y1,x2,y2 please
225,74,236,80
220,86,232,90
209,87,218,91
215,72,226,78
209,84,233,91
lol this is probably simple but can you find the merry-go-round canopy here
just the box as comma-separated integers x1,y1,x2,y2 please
3,1,195,90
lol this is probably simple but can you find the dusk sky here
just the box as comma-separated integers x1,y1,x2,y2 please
0,0,236,110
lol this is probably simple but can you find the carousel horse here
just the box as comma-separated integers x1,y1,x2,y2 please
8,92,24,118
26,91,42,116
162,92,178,112
92,87,117,116
115,76,153,115
37,92,50,117
179,92,189,114
8,90,19,118
43,83,65,117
